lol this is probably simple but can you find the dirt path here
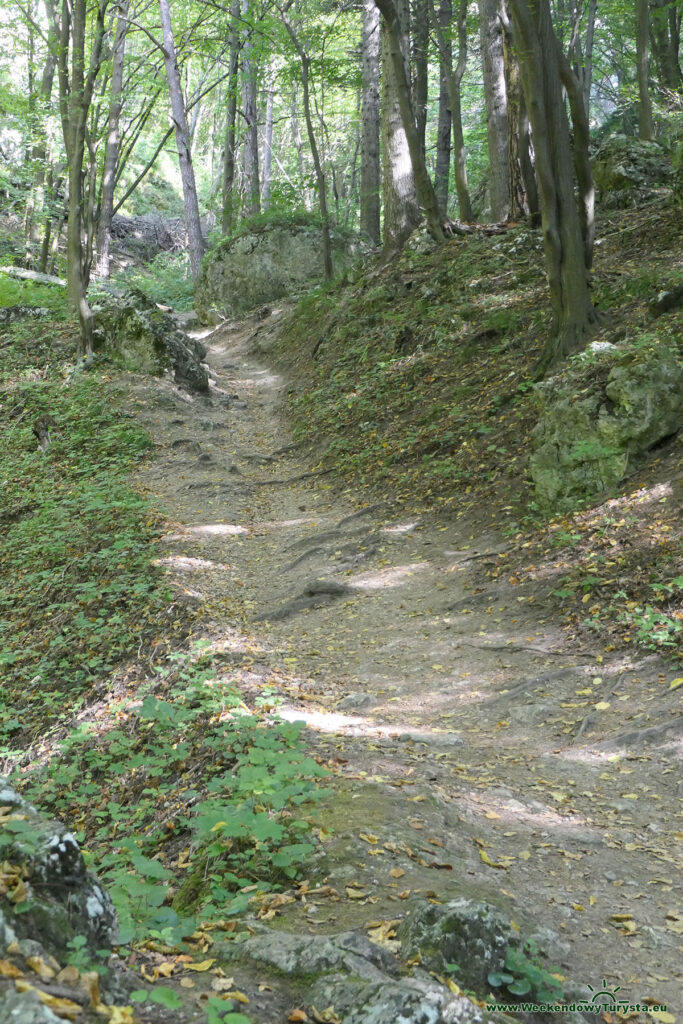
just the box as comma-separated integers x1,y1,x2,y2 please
130,316,681,1017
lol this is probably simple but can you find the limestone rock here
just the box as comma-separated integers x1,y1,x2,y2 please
195,220,362,322
397,898,515,993
530,343,683,511
307,973,513,1024
0,988,63,1023
592,135,673,203
93,287,209,392
237,928,397,982
0,780,117,961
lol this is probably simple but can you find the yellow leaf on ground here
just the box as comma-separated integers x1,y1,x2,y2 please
288,1011,308,1023
649,1013,675,1023
479,850,507,869
594,701,610,711
668,678,683,691
224,990,250,1004
389,868,405,878
15,980,82,1020
184,959,216,972
180,978,195,988
25,956,56,981
359,833,378,844
0,959,24,978
346,887,367,900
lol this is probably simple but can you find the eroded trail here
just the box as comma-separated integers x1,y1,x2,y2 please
131,316,681,1014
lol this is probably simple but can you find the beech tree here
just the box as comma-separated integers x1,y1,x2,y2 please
509,0,597,369
360,0,381,243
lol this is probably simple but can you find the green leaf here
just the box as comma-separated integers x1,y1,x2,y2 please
149,986,184,1008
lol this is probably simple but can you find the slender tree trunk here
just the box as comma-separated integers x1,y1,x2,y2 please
558,48,595,268
376,0,445,246
479,0,509,221
508,0,597,371
429,0,473,221
221,0,240,234
56,0,108,359
281,13,333,278
434,0,452,215
96,0,129,278
501,9,527,220
637,0,654,140
242,0,260,217
581,0,597,115
159,0,205,281
411,0,429,160
360,0,381,243
262,62,276,210
24,0,59,250
650,0,682,90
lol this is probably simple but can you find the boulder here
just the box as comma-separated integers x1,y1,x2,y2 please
530,342,683,511
195,220,362,323
93,287,209,392
592,135,673,204
397,898,515,994
0,780,118,961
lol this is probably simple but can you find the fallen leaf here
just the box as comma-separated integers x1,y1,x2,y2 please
389,868,405,878
184,959,216,972
288,1011,308,1023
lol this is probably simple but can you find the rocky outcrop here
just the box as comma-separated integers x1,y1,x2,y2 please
0,780,117,962
530,341,683,511
195,221,362,323
236,922,516,1024
93,286,209,392
591,135,673,206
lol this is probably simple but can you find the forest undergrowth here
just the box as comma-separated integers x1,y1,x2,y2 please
276,196,682,662
0,196,681,1022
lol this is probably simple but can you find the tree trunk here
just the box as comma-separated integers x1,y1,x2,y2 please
411,0,429,160
24,0,59,249
429,0,473,221
508,0,597,371
637,0,654,140
95,0,129,279
434,0,452,215
501,9,528,221
241,0,260,217
360,0,381,244
159,0,205,281
56,0,108,359
281,12,333,279
479,0,509,221
262,62,276,210
221,0,240,235
650,0,682,91
376,0,445,247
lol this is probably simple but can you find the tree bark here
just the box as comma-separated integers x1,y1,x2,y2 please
221,0,240,235
95,0,129,279
281,10,333,279
159,0,205,281
434,0,452,214
360,0,381,243
479,0,509,221
508,0,597,371
650,0,682,91
376,0,445,247
429,0,473,221
241,0,261,217
262,62,276,210
411,0,429,160
24,0,59,249
637,0,654,140
56,0,108,359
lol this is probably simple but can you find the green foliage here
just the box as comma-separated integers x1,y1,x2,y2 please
117,251,195,310
0,371,170,745
488,943,564,1005
15,646,327,943
0,275,69,318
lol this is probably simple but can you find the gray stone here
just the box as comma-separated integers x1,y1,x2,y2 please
530,343,683,510
397,898,515,993
308,973,512,1024
195,221,363,322
93,287,209,392
592,135,673,196
337,692,378,711
0,779,117,960
237,929,396,982
0,989,63,1023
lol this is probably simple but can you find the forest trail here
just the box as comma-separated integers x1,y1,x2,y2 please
130,313,681,1014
